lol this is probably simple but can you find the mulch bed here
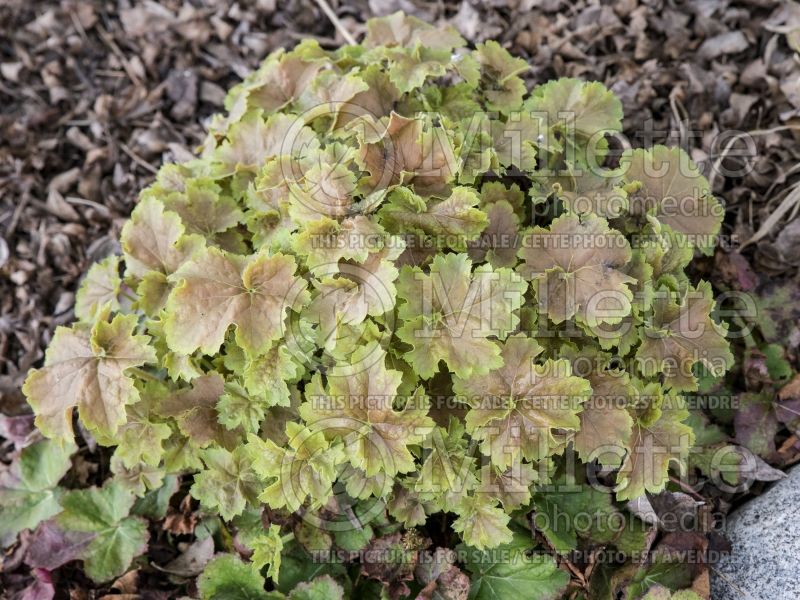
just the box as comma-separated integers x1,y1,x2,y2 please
2,0,800,597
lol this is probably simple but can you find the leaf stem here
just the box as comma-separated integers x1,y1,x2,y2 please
119,288,138,303
130,367,161,382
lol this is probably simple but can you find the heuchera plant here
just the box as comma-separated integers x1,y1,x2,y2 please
15,11,733,599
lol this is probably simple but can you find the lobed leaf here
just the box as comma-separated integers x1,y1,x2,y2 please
23,314,156,440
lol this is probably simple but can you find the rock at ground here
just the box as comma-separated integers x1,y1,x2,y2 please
712,466,800,600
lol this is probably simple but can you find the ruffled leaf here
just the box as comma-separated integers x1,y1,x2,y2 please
454,336,590,468
396,253,526,379
165,248,309,356
75,256,121,322
23,314,156,440
299,343,433,477
620,146,723,254
636,281,733,392
518,213,634,326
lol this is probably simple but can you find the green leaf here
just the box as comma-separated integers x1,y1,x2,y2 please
191,446,262,520
635,282,733,392
615,388,695,501
247,422,344,512
452,493,512,550
764,343,793,383
299,342,433,478
379,186,488,251
0,439,75,547
454,336,591,468
474,41,529,114
111,386,172,468
198,554,272,600
277,541,349,595
251,524,285,581
396,253,526,379
217,381,269,434
132,474,179,519
163,178,244,238
416,419,477,508
525,78,622,163
532,478,620,553
56,481,149,582
461,533,569,600
289,575,345,600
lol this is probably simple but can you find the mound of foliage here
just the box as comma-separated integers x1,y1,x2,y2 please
9,11,736,600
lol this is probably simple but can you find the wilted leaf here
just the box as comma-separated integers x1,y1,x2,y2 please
734,392,779,457
215,110,316,175
364,12,464,51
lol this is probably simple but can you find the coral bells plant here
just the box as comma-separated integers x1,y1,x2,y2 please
16,11,733,599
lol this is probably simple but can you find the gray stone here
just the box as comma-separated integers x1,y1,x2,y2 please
712,466,800,600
